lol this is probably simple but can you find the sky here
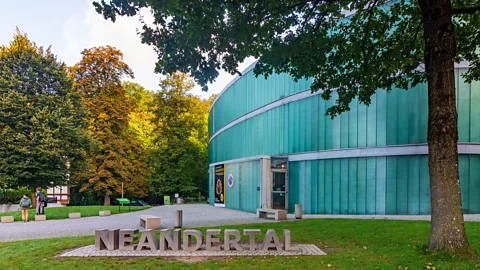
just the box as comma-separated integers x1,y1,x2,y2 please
0,0,256,99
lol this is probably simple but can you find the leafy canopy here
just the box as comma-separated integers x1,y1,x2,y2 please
0,30,89,189
70,46,147,204
94,0,480,116
149,72,210,196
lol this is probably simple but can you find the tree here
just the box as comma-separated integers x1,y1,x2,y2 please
149,72,209,196
95,0,480,257
70,46,147,205
123,81,156,150
0,30,88,195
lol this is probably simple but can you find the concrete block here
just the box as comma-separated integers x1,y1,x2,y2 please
99,210,111,216
183,230,203,251
35,215,46,221
1,216,14,223
275,210,287,221
69,212,81,219
295,204,302,219
140,215,160,230
224,229,243,251
174,210,183,228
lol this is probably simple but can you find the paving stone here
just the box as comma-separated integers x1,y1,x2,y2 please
59,243,326,257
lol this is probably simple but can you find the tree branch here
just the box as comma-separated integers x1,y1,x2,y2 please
452,6,480,14
361,0,379,67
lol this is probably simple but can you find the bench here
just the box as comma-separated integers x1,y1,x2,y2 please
1,216,14,223
256,208,287,221
140,215,160,230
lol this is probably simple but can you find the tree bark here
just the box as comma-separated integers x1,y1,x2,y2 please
104,194,111,206
418,0,477,259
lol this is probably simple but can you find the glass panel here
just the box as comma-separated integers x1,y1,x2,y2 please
273,193,286,210
273,172,286,192
271,157,288,169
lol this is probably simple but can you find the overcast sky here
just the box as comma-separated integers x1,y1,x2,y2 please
0,0,256,99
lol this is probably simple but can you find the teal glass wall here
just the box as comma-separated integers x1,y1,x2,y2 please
209,71,311,136
210,68,480,164
208,160,261,212
209,67,480,214
288,155,480,215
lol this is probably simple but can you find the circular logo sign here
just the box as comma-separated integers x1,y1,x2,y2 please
228,174,234,188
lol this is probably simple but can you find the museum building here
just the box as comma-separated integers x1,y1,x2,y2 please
208,62,480,215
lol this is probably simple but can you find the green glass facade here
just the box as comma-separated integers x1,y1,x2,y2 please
208,65,480,214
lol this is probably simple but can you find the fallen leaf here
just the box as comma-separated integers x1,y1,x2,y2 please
398,266,402,269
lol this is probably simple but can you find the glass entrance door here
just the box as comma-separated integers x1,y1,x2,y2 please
272,170,287,210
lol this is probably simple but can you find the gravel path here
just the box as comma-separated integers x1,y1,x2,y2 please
0,204,273,242
2,204,480,242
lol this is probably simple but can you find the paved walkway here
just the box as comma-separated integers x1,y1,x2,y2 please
2,204,480,242
0,204,273,242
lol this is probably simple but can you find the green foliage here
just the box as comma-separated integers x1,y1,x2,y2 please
94,0,480,117
149,72,210,196
0,187,31,204
70,46,148,205
0,30,89,191
123,81,156,150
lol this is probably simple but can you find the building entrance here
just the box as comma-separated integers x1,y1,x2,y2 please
271,157,288,211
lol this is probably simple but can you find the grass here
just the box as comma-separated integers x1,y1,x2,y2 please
1,219,480,269
0,205,150,222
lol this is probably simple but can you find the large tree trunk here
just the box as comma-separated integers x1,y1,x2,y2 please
103,194,111,206
418,0,476,259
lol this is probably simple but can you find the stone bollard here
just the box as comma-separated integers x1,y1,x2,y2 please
99,210,111,216
1,216,14,223
35,215,46,221
174,210,183,228
69,212,81,219
295,204,302,219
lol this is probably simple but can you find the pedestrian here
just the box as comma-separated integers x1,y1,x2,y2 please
19,194,31,222
35,188,45,215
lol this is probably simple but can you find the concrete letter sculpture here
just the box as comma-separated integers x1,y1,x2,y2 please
243,229,261,251
262,229,282,251
205,229,222,251
224,229,243,251
160,229,181,251
183,230,203,251
95,229,119,251
283,229,299,251
137,230,159,251
119,229,138,251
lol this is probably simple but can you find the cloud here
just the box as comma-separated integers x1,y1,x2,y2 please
63,1,257,99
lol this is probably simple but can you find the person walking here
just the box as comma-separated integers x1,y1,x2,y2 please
19,194,31,222
35,188,45,215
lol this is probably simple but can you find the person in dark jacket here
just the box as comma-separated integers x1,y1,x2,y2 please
19,194,32,222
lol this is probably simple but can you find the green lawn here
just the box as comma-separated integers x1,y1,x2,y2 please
0,205,150,222
1,219,480,269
